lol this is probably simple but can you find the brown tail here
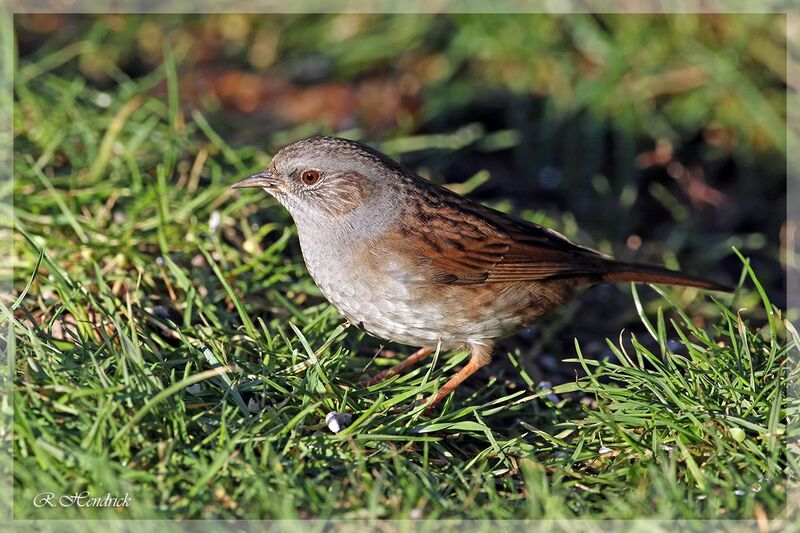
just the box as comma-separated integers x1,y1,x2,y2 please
599,260,733,292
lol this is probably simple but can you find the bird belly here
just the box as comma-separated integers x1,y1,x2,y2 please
300,236,582,348
308,257,580,348
307,253,451,347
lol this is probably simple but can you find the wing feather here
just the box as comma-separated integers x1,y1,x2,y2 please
401,183,607,285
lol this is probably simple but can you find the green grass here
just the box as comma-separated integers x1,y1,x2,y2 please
7,13,795,522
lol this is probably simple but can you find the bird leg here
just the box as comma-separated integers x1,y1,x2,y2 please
360,346,434,387
425,341,493,413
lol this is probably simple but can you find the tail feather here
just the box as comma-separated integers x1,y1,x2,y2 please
599,260,733,292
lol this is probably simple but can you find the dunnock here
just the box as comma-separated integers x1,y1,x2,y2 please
232,136,731,411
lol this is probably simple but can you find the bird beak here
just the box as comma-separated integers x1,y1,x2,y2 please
231,170,276,190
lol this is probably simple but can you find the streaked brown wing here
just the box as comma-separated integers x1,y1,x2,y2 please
403,184,607,285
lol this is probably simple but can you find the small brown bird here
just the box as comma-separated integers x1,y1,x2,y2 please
232,136,731,411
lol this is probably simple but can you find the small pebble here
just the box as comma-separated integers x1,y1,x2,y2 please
325,412,353,434
186,383,205,395
209,210,221,233
667,340,683,353
537,381,559,404
247,397,266,413
95,92,112,108
598,446,613,454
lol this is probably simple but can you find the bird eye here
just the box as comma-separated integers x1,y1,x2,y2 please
300,170,320,186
